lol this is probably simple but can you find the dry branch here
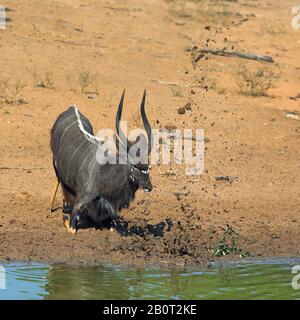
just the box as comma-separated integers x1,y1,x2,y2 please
0,166,44,171
190,48,274,63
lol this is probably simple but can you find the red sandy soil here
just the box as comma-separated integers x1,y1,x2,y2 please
0,0,299,266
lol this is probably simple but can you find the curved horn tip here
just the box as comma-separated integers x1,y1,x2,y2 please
117,90,125,109
121,89,125,99
141,89,147,105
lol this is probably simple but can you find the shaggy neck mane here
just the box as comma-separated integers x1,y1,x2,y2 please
110,175,139,212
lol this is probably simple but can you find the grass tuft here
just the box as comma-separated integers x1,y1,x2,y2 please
0,79,27,105
235,66,273,97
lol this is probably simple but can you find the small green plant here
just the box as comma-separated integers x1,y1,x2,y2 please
34,71,54,89
236,66,273,97
214,224,250,258
0,79,27,105
165,0,191,19
77,70,98,94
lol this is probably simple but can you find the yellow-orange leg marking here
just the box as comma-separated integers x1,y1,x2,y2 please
63,215,76,235
48,179,60,212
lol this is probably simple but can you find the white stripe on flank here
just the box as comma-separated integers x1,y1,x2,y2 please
81,157,97,192
77,144,96,176
65,137,87,184
57,120,77,150
56,129,82,166
54,114,74,152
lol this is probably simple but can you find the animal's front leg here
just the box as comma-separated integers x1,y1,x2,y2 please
64,194,93,235
64,205,82,235
63,214,74,234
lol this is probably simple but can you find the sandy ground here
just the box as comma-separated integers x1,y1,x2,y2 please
0,0,299,266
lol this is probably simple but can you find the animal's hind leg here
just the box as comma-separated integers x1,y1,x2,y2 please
61,186,75,233
48,178,60,213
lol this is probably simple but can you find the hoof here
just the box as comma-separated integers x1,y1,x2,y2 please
67,226,77,235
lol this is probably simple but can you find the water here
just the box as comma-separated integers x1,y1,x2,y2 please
1,258,300,299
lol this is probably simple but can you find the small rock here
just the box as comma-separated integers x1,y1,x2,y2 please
289,93,300,100
184,102,192,110
177,107,186,115
175,21,185,26
286,112,299,120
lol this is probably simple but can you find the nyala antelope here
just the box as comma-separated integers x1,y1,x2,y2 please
49,90,153,234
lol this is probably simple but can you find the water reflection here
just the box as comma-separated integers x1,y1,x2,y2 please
45,265,133,299
0,263,48,300
1,259,300,300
